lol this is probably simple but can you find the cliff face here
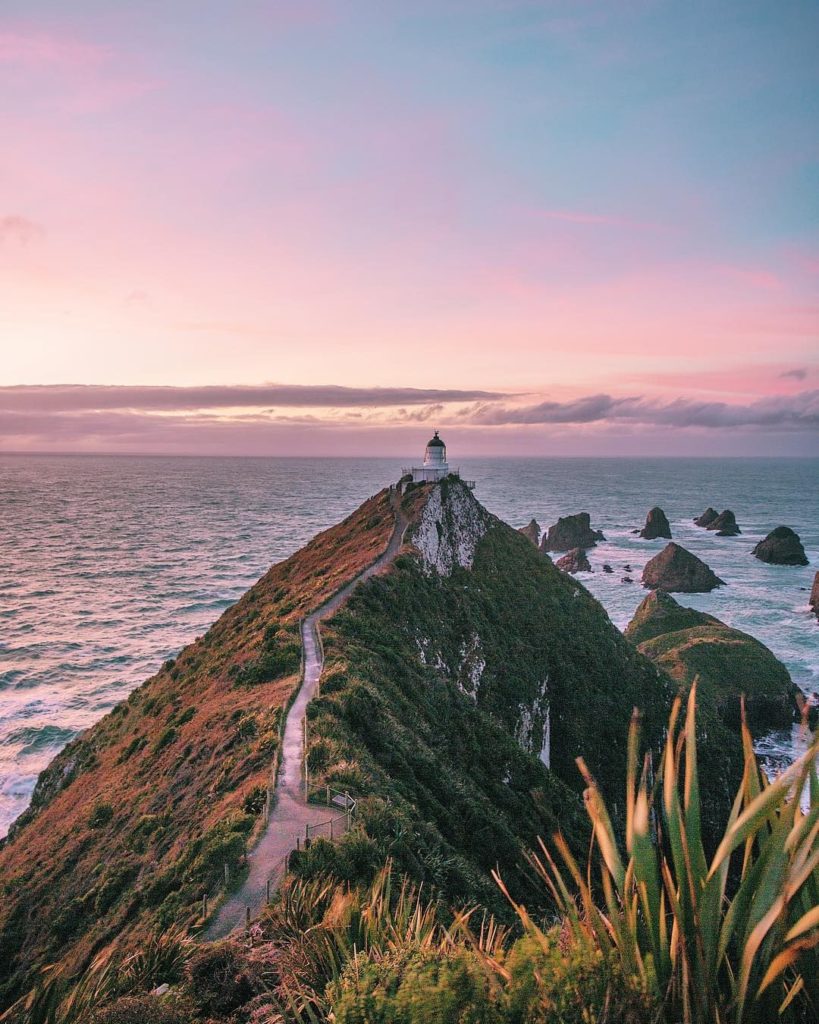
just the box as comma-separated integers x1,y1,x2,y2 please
0,477,675,1005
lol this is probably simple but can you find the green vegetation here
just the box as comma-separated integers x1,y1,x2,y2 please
296,508,675,907
626,591,800,731
10,693,816,1024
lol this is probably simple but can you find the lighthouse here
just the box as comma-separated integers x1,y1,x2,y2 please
403,431,473,487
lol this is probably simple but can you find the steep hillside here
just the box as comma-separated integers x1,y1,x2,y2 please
0,487,397,1004
0,477,677,1007
297,477,674,905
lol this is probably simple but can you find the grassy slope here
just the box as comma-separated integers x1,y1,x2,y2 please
298,482,674,911
626,591,799,729
0,488,396,1005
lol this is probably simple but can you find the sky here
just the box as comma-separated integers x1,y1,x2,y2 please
1,0,817,456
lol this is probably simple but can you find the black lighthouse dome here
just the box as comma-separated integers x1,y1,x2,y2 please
426,431,445,448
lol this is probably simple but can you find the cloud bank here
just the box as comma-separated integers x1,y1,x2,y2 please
0,384,816,457
0,384,504,412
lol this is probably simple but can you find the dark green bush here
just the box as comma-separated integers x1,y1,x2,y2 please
330,947,499,1024
185,942,259,1017
89,995,190,1024
88,801,114,828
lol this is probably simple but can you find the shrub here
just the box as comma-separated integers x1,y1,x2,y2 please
502,688,819,1024
329,947,499,1024
88,801,114,828
186,942,259,1017
89,995,190,1024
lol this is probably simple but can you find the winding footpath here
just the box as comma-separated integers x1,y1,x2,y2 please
206,488,408,938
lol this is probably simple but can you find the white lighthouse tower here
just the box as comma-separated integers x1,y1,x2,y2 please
404,431,473,487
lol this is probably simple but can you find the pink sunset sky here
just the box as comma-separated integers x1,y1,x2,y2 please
1,1,817,456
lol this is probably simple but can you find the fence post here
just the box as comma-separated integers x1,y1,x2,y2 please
224,862,229,886
346,792,351,830
326,783,330,807
330,818,334,841
266,878,271,904
246,906,251,932
202,894,207,920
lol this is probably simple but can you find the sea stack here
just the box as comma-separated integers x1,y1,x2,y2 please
707,510,741,536
639,506,672,540
752,526,809,566
518,519,541,547
642,542,725,593
694,507,719,528
810,572,819,620
555,548,592,574
540,512,605,552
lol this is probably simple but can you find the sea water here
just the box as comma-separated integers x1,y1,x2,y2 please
1,454,816,837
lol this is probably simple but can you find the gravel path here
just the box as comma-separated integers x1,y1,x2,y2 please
205,487,408,938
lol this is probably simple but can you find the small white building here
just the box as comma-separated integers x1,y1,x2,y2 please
403,432,474,487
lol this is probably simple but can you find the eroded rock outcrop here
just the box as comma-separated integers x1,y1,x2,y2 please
639,506,672,540
809,573,819,621
518,519,541,547
626,590,801,731
555,548,592,574
410,478,492,575
694,507,719,528
642,542,725,593
708,510,741,536
540,512,605,552
752,526,809,566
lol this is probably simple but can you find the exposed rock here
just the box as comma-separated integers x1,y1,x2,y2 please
639,506,672,540
623,564,632,572
626,590,802,730
642,542,725,593
411,478,492,576
621,576,634,584
694,507,719,528
602,563,613,574
518,518,541,547
752,526,809,566
708,510,741,536
555,548,592,574
540,512,605,552
810,573,819,621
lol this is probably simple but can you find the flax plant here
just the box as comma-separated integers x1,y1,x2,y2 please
496,685,818,1024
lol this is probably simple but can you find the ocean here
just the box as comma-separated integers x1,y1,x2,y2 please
1,454,817,837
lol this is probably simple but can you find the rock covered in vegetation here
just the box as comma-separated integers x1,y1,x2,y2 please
708,509,741,536
540,512,605,552
810,572,819,620
518,518,541,546
752,526,809,566
639,506,672,540
0,476,678,1004
694,507,719,527
555,548,592,574
641,542,725,593
626,590,801,731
